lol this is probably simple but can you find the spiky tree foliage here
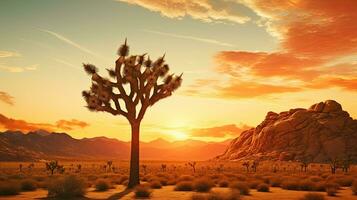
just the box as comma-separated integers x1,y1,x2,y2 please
82,39,182,188
46,161,59,175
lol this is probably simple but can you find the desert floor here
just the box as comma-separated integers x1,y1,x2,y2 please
0,160,356,199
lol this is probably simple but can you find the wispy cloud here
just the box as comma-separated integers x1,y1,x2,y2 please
0,51,21,58
53,58,79,70
142,29,234,47
40,29,100,58
0,91,14,106
0,64,38,73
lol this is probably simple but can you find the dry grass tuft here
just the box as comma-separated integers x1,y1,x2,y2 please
229,181,250,195
175,181,194,191
194,178,214,192
150,180,162,189
134,184,152,198
95,179,110,191
257,183,270,192
47,175,86,198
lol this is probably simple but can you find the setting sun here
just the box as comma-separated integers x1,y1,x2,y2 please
169,130,189,141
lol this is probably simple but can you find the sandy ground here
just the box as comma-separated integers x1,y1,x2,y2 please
0,186,356,200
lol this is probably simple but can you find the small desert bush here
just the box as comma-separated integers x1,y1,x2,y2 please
134,184,152,198
352,180,357,195
175,181,194,191
257,183,270,192
299,180,316,191
326,186,337,196
248,180,262,189
335,177,354,187
218,180,229,187
194,178,214,192
281,179,300,190
21,179,37,191
0,181,20,196
47,175,86,198
95,179,110,191
229,181,250,195
150,180,162,189
300,193,325,200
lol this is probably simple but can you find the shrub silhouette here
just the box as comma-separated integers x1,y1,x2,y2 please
0,181,20,196
20,179,37,191
47,175,86,198
194,178,214,192
229,181,250,195
82,39,182,188
257,183,270,192
175,181,194,191
134,184,152,198
95,179,110,191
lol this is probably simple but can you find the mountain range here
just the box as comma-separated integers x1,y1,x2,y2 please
0,130,230,161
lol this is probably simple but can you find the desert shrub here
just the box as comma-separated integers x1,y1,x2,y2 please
218,180,229,187
47,175,86,198
21,179,37,191
257,183,270,192
326,186,337,196
33,176,46,182
300,180,315,191
95,180,110,191
194,178,214,192
248,180,262,189
300,193,325,200
134,184,152,198
0,181,20,196
235,175,247,181
150,180,162,189
352,180,357,195
335,177,354,187
229,181,250,195
313,182,325,192
158,178,168,186
175,181,194,191
309,176,323,183
281,179,300,190
270,177,282,187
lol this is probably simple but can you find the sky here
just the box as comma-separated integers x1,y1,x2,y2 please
0,0,356,142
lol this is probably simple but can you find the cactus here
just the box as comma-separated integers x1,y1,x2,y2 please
82,39,182,188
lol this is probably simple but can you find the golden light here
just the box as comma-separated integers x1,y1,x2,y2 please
169,130,189,141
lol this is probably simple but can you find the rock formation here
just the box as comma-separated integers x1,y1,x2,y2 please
216,100,357,162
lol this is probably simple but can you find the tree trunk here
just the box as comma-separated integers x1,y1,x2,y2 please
128,122,140,188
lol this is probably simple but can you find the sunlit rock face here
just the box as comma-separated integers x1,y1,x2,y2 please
216,100,357,162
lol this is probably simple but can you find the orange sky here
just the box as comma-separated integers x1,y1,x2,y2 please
0,0,357,142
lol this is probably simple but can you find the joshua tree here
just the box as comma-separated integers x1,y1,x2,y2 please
188,162,196,173
329,157,340,174
82,39,182,188
341,155,352,173
46,161,58,175
19,164,23,173
299,157,311,172
251,160,259,172
161,164,167,172
242,161,250,172
76,164,82,173
107,160,113,172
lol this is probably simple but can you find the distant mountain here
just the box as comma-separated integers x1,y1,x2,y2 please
0,131,229,161
216,100,357,162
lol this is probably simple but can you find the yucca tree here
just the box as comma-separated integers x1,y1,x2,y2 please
82,39,182,188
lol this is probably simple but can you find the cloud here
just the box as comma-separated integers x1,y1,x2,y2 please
0,91,14,106
0,113,89,132
0,51,20,58
143,29,234,47
189,124,251,138
118,0,250,24
55,119,89,131
40,29,100,58
0,64,38,73
185,0,357,99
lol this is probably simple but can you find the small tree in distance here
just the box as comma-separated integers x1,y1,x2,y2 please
82,39,182,188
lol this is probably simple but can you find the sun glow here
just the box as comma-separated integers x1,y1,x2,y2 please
169,130,189,141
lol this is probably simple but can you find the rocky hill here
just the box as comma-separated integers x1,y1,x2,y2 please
216,100,357,162
0,130,228,161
